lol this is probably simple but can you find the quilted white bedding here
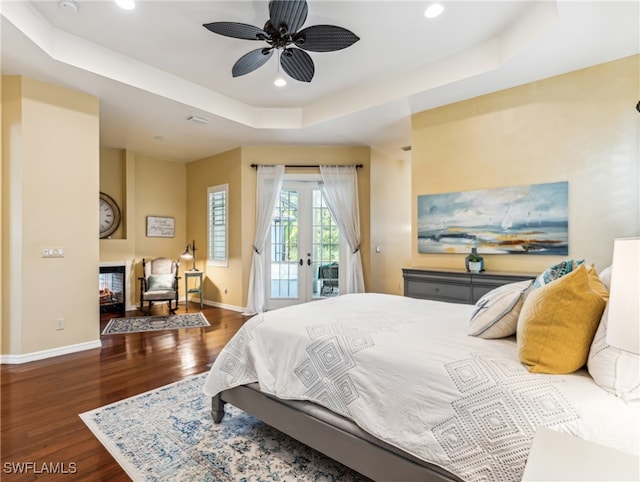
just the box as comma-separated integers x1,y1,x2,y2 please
203,293,639,481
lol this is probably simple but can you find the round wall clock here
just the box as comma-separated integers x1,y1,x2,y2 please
99,192,121,239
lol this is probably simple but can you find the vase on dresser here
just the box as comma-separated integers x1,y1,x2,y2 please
465,247,484,272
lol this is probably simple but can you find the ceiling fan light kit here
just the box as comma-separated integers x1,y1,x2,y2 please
115,0,136,10
424,3,445,19
203,0,359,83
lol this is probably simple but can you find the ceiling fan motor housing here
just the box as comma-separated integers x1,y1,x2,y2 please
203,0,359,82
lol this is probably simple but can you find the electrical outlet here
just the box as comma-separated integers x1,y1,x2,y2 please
56,318,64,331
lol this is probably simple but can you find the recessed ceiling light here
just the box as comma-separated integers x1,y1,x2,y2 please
115,0,135,10
424,3,444,19
59,0,79,14
274,77,287,87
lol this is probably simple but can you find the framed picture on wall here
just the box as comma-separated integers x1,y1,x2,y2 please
417,181,569,255
146,216,175,238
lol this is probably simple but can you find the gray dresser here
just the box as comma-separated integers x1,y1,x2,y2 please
402,268,536,305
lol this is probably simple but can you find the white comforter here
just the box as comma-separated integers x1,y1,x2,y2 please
203,293,639,481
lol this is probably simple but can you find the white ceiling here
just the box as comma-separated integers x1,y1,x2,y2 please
2,1,638,163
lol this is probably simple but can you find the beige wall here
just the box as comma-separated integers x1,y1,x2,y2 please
369,148,412,295
133,154,187,265
2,76,100,356
186,148,243,307
411,55,640,274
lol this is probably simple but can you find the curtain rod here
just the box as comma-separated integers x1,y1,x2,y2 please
250,163,364,169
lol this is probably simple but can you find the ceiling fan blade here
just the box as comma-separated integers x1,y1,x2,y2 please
294,25,360,52
232,48,274,77
203,22,268,41
280,48,314,83
269,0,308,35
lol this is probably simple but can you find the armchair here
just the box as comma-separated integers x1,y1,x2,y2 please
138,257,180,314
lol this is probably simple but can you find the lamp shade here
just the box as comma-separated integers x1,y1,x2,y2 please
605,237,640,354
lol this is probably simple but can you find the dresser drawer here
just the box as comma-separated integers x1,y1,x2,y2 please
405,280,471,304
472,285,494,303
403,268,536,305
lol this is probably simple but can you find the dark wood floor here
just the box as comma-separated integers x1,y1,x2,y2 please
1,303,249,481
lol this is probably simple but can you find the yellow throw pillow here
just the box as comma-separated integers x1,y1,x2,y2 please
517,264,606,374
587,265,609,302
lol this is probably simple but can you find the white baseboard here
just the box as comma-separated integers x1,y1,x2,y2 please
204,299,246,313
0,340,102,364
182,296,245,313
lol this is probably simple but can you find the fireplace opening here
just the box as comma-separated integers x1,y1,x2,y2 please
99,265,125,313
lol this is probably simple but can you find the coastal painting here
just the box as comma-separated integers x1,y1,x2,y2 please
417,181,568,255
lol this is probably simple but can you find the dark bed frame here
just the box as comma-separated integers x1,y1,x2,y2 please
212,384,462,482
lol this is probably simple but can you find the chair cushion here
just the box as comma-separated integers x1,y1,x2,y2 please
468,280,533,338
143,290,176,301
516,264,607,374
147,274,175,291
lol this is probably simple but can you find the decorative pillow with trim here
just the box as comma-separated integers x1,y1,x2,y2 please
587,265,639,404
517,264,607,374
533,259,585,289
598,265,612,290
147,274,175,291
588,306,640,405
468,280,533,339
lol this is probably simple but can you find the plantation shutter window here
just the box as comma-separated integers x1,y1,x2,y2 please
208,184,228,267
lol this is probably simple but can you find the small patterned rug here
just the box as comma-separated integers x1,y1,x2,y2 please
102,313,210,335
80,373,368,481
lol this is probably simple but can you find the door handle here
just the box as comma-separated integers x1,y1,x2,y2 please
307,258,311,266
299,259,303,266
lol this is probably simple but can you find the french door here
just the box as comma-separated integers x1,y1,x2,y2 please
266,180,342,310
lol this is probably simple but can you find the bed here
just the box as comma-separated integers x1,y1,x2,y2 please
203,291,639,481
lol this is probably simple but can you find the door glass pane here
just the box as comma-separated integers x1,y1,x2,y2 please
312,189,339,298
270,188,299,299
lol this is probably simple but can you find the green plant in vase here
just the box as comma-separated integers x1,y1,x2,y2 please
465,247,484,273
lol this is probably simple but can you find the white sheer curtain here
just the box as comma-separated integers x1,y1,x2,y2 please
319,165,365,294
245,165,285,314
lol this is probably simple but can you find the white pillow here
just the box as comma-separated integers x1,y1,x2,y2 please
588,304,640,405
468,280,533,339
598,265,612,290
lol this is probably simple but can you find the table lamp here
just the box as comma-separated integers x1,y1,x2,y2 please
181,240,199,271
605,237,640,354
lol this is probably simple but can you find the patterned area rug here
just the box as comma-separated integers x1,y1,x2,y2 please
102,313,210,335
80,373,368,481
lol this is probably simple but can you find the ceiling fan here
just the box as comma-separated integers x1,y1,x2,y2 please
203,0,360,83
